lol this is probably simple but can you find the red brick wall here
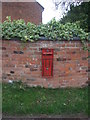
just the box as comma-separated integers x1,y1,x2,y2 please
2,2,44,24
2,39,89,88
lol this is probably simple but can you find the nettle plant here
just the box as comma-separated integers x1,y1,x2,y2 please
0,16,90,50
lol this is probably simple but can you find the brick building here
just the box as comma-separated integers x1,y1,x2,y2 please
2,0,44,24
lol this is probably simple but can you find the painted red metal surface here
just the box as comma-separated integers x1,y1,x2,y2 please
42,48,53,77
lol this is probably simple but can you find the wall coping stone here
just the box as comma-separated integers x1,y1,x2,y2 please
1,37,89,43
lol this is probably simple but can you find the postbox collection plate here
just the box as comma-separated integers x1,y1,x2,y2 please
42,48,53,77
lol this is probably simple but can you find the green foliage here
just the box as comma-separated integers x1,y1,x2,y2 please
2,16,39,42
1,16,89,50
2,16,89,40
60,2,90,32
46,19,89,41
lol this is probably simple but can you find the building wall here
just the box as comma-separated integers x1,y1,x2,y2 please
2,39,89,88
2,2,43,24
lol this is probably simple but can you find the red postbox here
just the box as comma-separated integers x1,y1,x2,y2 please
42,48,53,77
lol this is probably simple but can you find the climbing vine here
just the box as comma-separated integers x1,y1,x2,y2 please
0,16,89,50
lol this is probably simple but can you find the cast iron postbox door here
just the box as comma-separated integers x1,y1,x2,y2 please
42,49,53,77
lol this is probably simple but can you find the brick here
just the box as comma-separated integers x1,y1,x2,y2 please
57,57,67,61
13,51,24,54
2,2,44,25
2,39,89,88
10,71,15,74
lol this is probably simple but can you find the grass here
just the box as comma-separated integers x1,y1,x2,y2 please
2,81,89,116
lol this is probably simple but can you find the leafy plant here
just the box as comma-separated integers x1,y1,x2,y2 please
60,2,90,32
1,16,89,50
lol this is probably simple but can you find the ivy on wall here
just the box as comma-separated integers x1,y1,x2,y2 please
0,16,89,50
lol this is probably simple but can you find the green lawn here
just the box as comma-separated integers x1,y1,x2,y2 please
2,81,89,116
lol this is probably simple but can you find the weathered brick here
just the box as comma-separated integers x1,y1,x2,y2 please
2,2,44,25
2,39,89,88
